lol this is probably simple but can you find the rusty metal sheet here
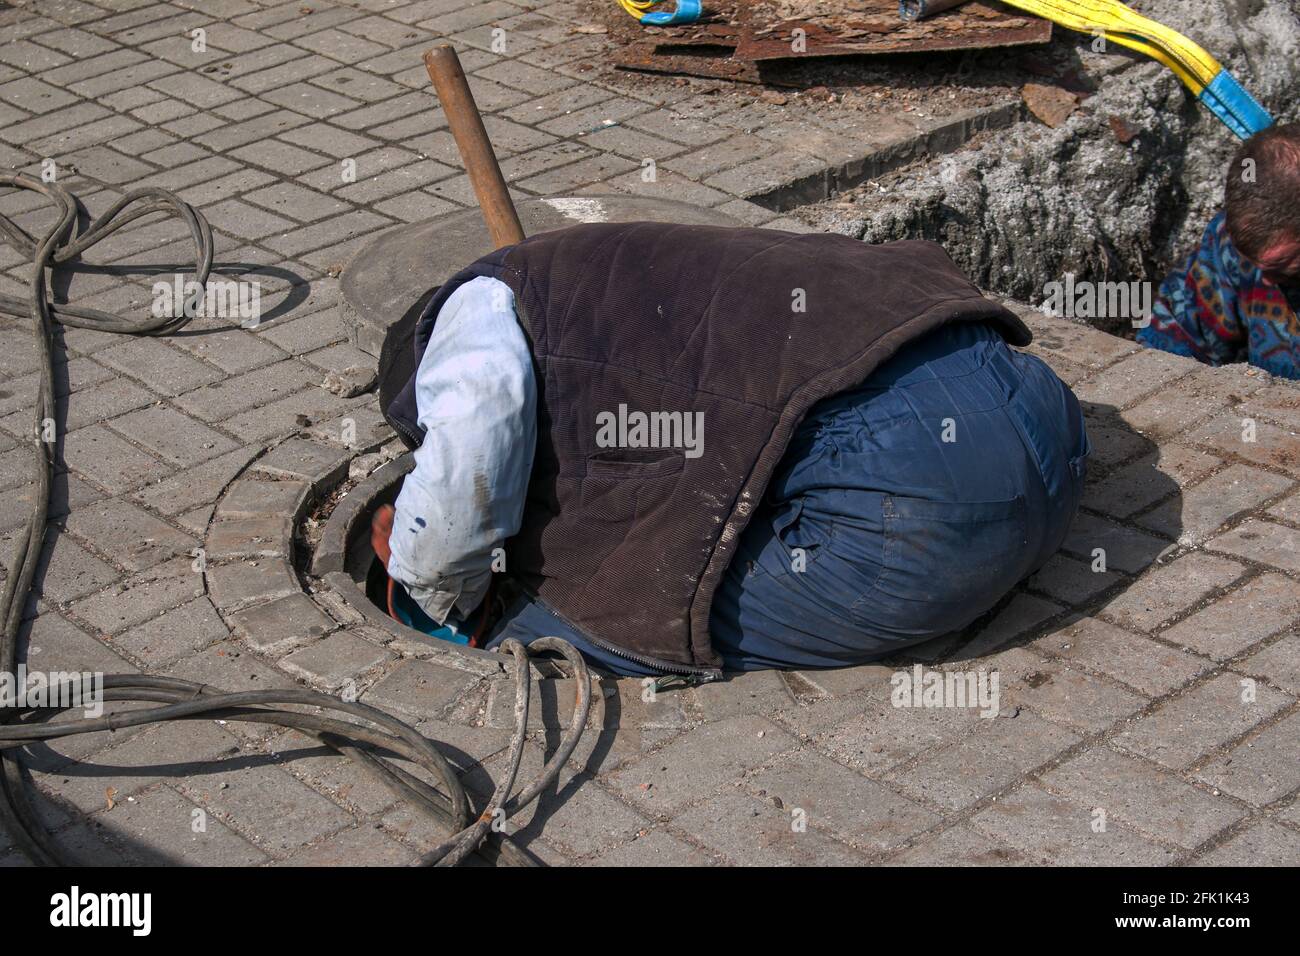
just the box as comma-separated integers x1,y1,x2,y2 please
610,0,1051,83
609,4,757,82
735,0,1051,60
614,41,766,83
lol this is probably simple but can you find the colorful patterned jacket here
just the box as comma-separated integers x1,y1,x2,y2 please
1138,212,1300,379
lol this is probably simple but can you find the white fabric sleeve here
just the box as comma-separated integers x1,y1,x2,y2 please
386,276,537,623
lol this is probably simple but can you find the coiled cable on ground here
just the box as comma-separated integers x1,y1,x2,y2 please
0,173,591,867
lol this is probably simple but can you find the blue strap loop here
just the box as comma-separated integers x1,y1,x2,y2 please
641,0,702,25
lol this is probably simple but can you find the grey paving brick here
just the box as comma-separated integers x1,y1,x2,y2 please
968,782,1177,865
517,153,638,196
886,823,1029,865
255,310,349,355
227,139,334,179
164,642,297,701
19,604,134,679
215,477,310,521
665,135,779,181
108,405,239,468
1120,387,1229,441
39,48,149,87
609,715,796,815
1004,659,1147,734
1112,670,1290,770
130,97,196,124
202,197,299,240
1084,419,1164,471
363,659,482,722
959,592,1064,658
1083,445,1220,519
1031,617,1211,697
173,358,319,422
205,515,293,560
1,102,110,146
259,80,362,120
0,75,78,112
1193,711,1300,806
1100,551,1246,632
277,823,418,866
250,436,351,483
1197,820,1300,866
62,424,173,495
1206,518,1300,573
336,159,456,204
133,445,261,518
1237,384,1300,431
1026,553,1120,605
1184,412,1300,478
148,70,243,109
69,58,178,99
0,474,102,537
886,710,1080,811
112,596,229,668
1061,512,1175,574
169,324,289,374
70,556,206,635
59,374,156,430
227,592,335,656
1162,573,1300,660
705,152,829,200
220,387,357,442
690,669,794,721
464,742,651,855
673,788,865,866
1040,746,1245,849
262,208,390,257
747,749,939,853
63,497,196,572
101,785,270,866
602,166,731,208
1265,487,1300,523
1138,463,1293,543
176,762,353,855
300,341,373,374
1240,636,1300,697
589,828,714,866
205,557,299,612
294,27,388,62
33,717,242,814
279,632,393,689
244,181,350,222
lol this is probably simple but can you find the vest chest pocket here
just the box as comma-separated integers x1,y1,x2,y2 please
578,449,687,527
585,448,686,479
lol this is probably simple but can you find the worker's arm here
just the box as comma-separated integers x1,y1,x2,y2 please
1137,212,1249,367
386,276,537,624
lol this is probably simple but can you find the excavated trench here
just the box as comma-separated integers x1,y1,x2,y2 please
787,0,1300,337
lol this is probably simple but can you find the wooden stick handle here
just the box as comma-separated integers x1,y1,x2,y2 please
423,44,525,249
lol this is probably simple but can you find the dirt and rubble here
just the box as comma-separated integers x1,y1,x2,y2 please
789,0,1300,333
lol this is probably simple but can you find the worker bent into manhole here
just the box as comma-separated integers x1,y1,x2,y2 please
370,223,1090,678
1139,122,1300,378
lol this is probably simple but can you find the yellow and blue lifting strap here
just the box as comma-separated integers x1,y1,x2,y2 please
997,0,1273,140
617,0,702,26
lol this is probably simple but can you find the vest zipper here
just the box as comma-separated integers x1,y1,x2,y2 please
390,416,422,449
582,632,723,682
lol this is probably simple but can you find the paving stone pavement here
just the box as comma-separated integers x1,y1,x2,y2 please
1,0,1298,867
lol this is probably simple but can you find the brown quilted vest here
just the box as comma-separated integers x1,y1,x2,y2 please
386,222,1030,674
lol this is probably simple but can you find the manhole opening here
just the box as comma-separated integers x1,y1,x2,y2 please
309,456,512,668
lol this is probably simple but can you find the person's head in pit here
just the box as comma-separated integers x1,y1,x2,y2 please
1226,122,1300,289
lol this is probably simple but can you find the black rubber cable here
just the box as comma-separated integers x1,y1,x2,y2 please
0,173,591,867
